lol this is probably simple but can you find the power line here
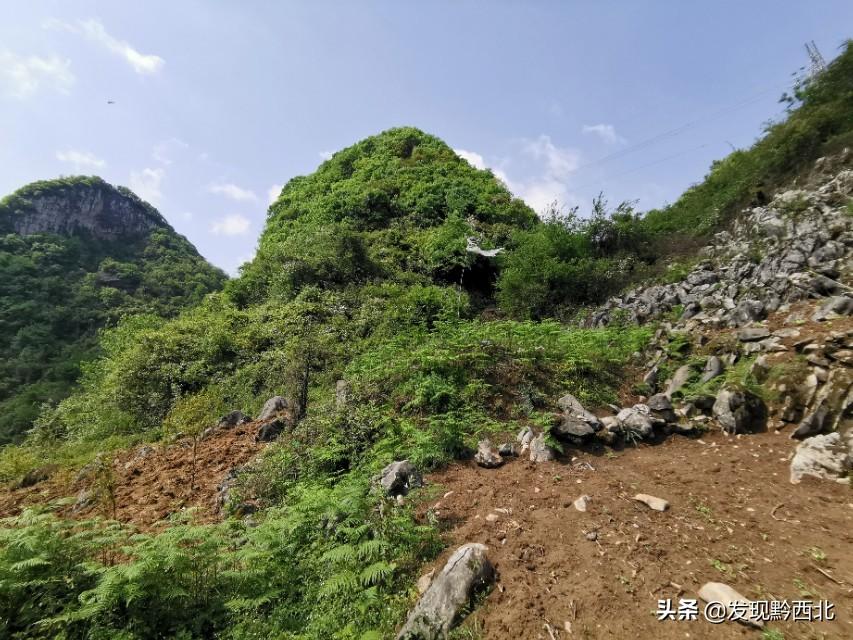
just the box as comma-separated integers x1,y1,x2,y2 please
571,142,711,191
569,78,795,176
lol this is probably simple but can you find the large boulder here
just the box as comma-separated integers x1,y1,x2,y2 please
790,432,852,484
396,543,494,640
378,460,422,497
473,439,503,469
712,387,767,434
257,395,288,421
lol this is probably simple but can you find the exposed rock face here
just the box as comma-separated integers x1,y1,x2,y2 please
585,164,853,330
396,543,494,640
2,178,168,239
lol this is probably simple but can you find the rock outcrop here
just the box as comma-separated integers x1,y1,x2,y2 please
396,543,494,640
1,177,169,239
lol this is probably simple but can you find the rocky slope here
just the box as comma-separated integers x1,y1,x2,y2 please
587,151,853,330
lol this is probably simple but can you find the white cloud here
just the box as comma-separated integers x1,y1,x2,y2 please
267,184,282,205
208,182,258,202
56,149,105,171
454,148,486,170
46,18,164,75
152,138,188,165
523,135,580,177
516,135,582,213
455,138,582,215
129,167,164,205
0,51,74,98
582,123,627,145
319,150,334,161
210,214,251,236
455,148,515,191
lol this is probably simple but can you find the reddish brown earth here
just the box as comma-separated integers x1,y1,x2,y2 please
0,422,263,527
417,430,853,640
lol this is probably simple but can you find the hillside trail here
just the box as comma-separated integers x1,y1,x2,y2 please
419,428,852,640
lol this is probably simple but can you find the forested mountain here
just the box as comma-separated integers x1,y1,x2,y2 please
0,176,226,443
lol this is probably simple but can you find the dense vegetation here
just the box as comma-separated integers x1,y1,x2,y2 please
0,177,226,443
1,40,852,639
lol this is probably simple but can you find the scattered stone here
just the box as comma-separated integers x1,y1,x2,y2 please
733,299,766,326
790,432,852,484
378,460,422,497
551,416,596,443
791,405,830,439
14,464,58,490
257,395,288,421
665,365,692,398
498,442,517,457
72,488,96,514
217,410,250,429
749,355,770,383
633,493,669,511
642,365,659,391
485,513,499,522
517,426,534,452
813,295,853,321
616,404,659,439
712,387,767,434
573,495,591,512
474,439,503,469
647,393,677,423
697,582,764,629
255,418,286,442
737,327,770,342
396,543,494,640
557,394,600,423
585,531,598,541
700,356,725,383
529,433,557,463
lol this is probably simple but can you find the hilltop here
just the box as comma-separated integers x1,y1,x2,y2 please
0,176,226,443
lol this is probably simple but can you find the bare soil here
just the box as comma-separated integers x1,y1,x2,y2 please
0,422,264,527
418,430,853,640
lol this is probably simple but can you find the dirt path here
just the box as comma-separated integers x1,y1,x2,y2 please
420,430,853,640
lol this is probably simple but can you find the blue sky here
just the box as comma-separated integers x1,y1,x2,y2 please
1,2,851,274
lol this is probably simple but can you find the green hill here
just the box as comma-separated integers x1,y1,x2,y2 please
1,40,852,640
0,176,226,443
